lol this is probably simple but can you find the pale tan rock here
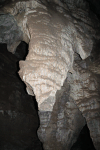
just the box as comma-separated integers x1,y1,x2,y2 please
17,1,95,110
0,1,97,110
18,6,75,110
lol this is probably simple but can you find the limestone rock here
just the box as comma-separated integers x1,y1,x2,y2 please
0,0,98,111
0,0,100,150
16,0,96,111
69,55,100,150
0,14,23,53
38,76,86,150
18,6,74,110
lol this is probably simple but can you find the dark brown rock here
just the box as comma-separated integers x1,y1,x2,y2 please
0,43,43,150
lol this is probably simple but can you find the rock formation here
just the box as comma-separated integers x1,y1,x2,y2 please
69,55,100,150
0,0,100,150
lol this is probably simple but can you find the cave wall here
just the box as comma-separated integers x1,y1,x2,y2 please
0,0,100,150
0,43,43,150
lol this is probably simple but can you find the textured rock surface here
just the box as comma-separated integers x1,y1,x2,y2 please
19,6,74,111
38,76,86,150
37,52,100,150
0,43,43,150
69,53,100,150
0,14,23,53
17,0,97,111
0,0,100,150
0,0,98,110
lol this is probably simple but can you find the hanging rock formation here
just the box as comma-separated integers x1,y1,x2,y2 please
0,0,100,150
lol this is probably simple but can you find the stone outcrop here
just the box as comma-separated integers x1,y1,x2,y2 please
0,14,23,53
0,0,100,150
38,74,86,150
0,0,98,110
37,52,100,150
69,54,100,150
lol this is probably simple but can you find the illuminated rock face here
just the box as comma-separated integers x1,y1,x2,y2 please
19,6,75,111
0,0,94,111
0,0,100,150
15,0,93,111
69,59,100,150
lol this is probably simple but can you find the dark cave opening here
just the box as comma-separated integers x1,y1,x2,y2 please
14,41,39,112
14,41,29,61
85,0,100,20
0,42,43,150
71,124,96,150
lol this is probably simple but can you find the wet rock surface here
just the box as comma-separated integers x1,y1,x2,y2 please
0,43,43,150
